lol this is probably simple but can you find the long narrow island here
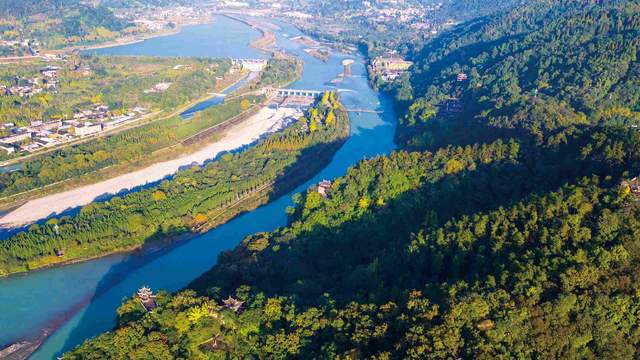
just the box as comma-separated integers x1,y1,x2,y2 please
0,91,349,277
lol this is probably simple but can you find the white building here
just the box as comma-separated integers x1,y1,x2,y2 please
70,123,102,136
0,145,15,154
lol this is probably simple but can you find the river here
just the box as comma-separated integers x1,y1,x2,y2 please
0,15,397,359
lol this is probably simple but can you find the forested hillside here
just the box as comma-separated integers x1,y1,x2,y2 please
64,1,640,359
394,0,640,149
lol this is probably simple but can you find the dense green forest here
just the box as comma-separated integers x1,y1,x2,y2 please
0,92,349,276
63,1,640,359
0,58,296,199
392,0,640,149
65,138,640,358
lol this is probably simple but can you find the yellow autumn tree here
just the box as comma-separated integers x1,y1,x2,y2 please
444,159,465,174
309,119,318,132
321,91,330,105
152,190,166,201
358,196,370,209
194,213,207,223
326,110,336,125
90,93,103,104
187,303,209,325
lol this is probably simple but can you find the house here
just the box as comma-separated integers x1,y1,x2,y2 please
0,132,32,144
222,296,244,313
317,180,332,198
0,144,15,154
457,73,468,82
70,123,102,137
144,82,172,93
137,286,157,311
40,66,60,78
34,137,57,147
31,120,62,132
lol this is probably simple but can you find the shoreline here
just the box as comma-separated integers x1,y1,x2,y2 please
221,13,278,55
0,106,350,279
0,104,300,231
55,17,214,53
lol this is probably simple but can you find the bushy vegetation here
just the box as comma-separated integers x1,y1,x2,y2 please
251,57,301,90
0,93,349,276
62,1,640,359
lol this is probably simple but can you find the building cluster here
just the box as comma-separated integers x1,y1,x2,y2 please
116,5,213,33
0,38,39,56
362,2,431,25
0,66,60,98
0,104,146,154
622,176,640,199
371,56,413,81
144,82,172,94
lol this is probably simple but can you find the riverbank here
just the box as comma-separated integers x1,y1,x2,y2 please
0,100,351,278
0,105,296,230
0,69,249,212
221,14,278,55
56,17,215,53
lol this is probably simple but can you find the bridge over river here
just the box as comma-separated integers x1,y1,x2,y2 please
264,87,322,98
344,108,384,114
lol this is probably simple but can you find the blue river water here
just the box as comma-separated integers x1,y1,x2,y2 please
0,15,397,359
179,70,258,120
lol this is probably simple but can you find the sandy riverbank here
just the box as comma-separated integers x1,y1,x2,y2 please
0,106,301,228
